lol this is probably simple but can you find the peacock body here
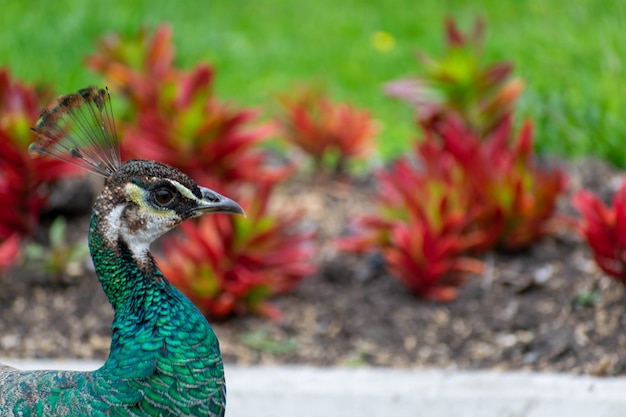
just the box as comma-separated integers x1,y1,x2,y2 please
0,87,242,416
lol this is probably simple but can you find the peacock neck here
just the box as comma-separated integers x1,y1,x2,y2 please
89,207,223,373
87,209,212,353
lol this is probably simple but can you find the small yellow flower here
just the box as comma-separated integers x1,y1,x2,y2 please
371,31,395,52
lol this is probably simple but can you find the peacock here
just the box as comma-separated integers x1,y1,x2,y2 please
0,86,243,416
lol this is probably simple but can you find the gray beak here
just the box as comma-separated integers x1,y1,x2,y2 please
197,186,245,216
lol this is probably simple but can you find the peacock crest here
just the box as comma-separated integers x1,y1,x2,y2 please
30,86,121,177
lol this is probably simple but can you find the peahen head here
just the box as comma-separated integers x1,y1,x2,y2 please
96,159,243,261
29,86,244,261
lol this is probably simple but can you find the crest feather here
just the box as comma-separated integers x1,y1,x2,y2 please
29,86,121,177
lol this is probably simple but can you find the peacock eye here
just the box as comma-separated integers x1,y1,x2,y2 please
153,188,175,207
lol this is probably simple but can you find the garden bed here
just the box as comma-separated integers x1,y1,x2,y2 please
1,158,626,376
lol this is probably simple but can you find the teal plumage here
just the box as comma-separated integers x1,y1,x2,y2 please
0,87,243,416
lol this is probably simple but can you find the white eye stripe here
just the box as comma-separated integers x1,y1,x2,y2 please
166,179,203,203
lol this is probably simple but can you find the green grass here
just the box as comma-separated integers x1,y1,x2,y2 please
2,0,626,164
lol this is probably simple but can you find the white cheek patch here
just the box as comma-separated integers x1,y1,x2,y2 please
103,205,124,248
101,184,181,261
103,203,154,259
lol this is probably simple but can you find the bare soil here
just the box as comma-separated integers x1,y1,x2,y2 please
2,158,626,376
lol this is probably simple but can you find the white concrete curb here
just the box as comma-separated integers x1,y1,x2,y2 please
2,360,626,416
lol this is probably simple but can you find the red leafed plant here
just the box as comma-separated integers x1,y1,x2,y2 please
158,181,317,318
338,17,567,301
340,17,565,301
338,145,491,301
384,18,524,137
277,86,377,174
0,69,78,270
573,182,626,283
433,116,566,250
87,24,289,192
388,17,565,250
338,116,565,299
383,216,484,301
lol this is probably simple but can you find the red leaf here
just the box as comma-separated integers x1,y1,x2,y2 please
573,182,626,284
0,234,20,269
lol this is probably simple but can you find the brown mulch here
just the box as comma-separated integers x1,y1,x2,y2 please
1,158,626,376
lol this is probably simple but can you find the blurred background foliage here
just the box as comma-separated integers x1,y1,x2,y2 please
1,0,626,164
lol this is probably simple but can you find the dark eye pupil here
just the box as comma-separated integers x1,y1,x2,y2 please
155,189,174,206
